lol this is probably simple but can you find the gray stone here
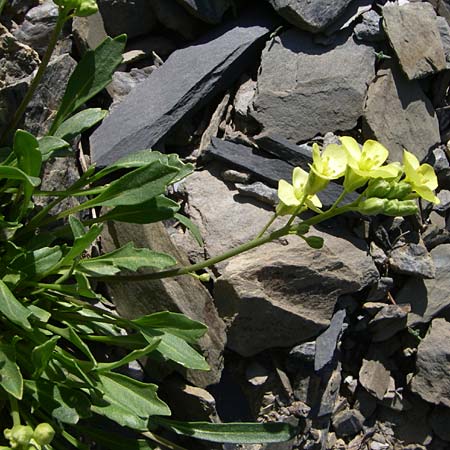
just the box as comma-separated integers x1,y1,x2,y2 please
214,231,378,356
354,10,386,43
367,277,394,302
383,3,446,80
411,318,450,407
359,358,391,401
426,145,450,173
97,0,156,39
434,190,450,213
389,242,436,279
8,0,39,16
430,406,450,442
267,0,353,33
397,244,450,325
368,304,410,342
234,74,257,118
437,16,450,69
176,0,231,24
363,64,441,162
72,12,107,53
251,30,375,143
236,181,278,206
90,11,276,166
288,341,316,368
221,169,251,183
108,68,154,106
101,221,227,387
332,409,364,437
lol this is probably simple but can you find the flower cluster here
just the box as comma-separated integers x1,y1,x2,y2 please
53,0,98,16
3,423,55,449
277,137,440,218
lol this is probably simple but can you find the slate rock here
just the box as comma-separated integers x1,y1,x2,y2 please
367,277,394,302
176,0,231,24
383,2,446,80
233,74,257,119
368,304,410,342
287,342,316,369
430,406,450,442
91,11,276,166
72,12,108,53
359,358,391,401
397,244,450,325
332,409,364,437
437,16,450,69
101,221,227,387
97,0,156,39
389,242,436,279
354,9,385,43
363,64,441,162
411,318,450,407
236,181,278,206
251,30,375,143
434,190,450,213
267,0,353,33
214,231,378,356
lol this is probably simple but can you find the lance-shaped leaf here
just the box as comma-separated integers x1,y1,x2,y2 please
91,372,170,430
32,336,60,379
38,136,71,161
0,280,32,330
174,213,203,246
54,108,107,142
0,166,40,186
50,35,126,132
10,246,63,278
153,418,297,444
81,161,179,208
77,242,176,276
0,343,23,399
14,130,42,177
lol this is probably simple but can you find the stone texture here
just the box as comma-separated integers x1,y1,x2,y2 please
354,10,385,43
332,409,364,437
214,231,378,356
397,244,450,325
437,16,450,69
72,12,108,53
368,304,410,342
389,242,436,279
359,359,391,401
101,221,226,387
267,0,353,33
363,64,441,162
382,3,446,80
91,11,276,166
251,30,375,143
176,0,231,24
235,182,278,206
411,318,450,407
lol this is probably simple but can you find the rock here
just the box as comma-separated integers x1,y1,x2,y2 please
368,304,410,342
430,406,450,442
367,277,394,302
251,30,375,143
97,0,156,39
108,68,154,106
314,308,347,372
152,0,202,40
72,12,107,53
363,64,441,162
437,16,450,69
287,342,316,369
214,231,378,356
7,0,39,16
397,244,450,325
221,169,251,183
354,10,385,43
354,387,377,419
332,409,364,437
426,145,450,173
206,138,357,208
233,74,257,118
236,182,278,205
176,0,231,24
359,358,391,401
411,318,450,407
382,3,446,80
267,0,353,33
101,221,227,387
90,10,277,166
434,190,450,213
389,242,436,279
246,361,270,386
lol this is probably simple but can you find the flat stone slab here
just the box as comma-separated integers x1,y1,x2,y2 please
176,0,231,24
90,11,276,166
383,2,446,80
251,30,375,143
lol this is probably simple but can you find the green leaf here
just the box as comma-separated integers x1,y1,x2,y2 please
133,312,207,344
76,427,156,450
0,166,40,187
153,418,297,444
78,242,176,276
82,161,179,208
50,35,126,132
174,213,203,246
98,196,180,224
32,336,60,379
0,280,32,330
92,372,170,430
13,130,42,177
0,344,23,399
38,136,71,161
54,108,107,142
143,330,209,371
66,325,97,365
11,246,63,278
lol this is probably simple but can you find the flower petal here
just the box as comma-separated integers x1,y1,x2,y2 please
369,163,402,179
278,179,299,206
418,163,438,190
362,140,389,166
403,150,421,182
414,186,440,204
340,136,361,164
312,143,323,172
292,167,309,191
323,144,347,176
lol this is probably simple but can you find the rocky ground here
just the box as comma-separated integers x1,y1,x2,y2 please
2,0,450,449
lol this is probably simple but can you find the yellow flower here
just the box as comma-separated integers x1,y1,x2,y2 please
305,143,347,194
277,167,322,215
341,136,401,192
403,150,440,204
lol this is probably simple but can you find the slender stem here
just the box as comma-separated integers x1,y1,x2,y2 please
0,11,68,145
142,431,188,450
9,395,21,426
285,193,307,228
0,0,7,16
256,212,278,238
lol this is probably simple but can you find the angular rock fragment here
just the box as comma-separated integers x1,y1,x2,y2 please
430,406,450,442
411,318,450,407
368,304,410,342
437,16,450,69
91,11,276,166
363,64,440,161
176,0,231,24
359,358,390,401
354,10,385,43
389,242,435,279
332,409,364,437
251,30,375,143
267,0,353,33
383,3,446,80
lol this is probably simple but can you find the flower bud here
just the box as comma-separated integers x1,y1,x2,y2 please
276,202,296,217
357,198,388,215
10,425,33,447
302,235,324,249
383,199,418,217
385,181,412,200
197,273,210,283
365,179,391,198
294,223,310,236
76,0,98,16
33,423,55,446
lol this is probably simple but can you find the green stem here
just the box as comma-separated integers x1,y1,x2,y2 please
142,431,188,450
256,212,278,238
285,193,307,228
0,0,7,15
0,11,68,145
9,395,21,427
